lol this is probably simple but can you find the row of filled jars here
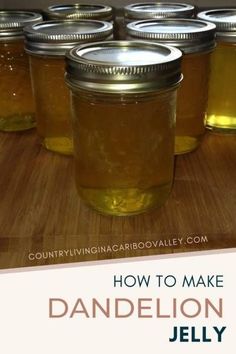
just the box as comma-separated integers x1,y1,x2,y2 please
0,4,235,216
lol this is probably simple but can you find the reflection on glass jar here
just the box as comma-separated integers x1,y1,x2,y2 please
66,41,182,216
0,11,42,132
24,20,113,155
198,9,236,133
175,51,211,153
126,19,216,154
29,55,72,154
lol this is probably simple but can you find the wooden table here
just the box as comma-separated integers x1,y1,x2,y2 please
0,129,235,269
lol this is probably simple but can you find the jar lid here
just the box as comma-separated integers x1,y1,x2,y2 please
0,11,42,40
44,3,114,21
197,9,236,42
127,19,216,54
24,20,113,56
65,40,182,93
124,2,195,21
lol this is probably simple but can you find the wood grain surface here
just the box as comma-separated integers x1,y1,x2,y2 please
0,129,235,269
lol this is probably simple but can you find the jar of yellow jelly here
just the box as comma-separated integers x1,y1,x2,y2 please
0,11,42,132
24,20,113,155
65,41,182,216
127,19,216,154
124,2,195,23
197,9,236,133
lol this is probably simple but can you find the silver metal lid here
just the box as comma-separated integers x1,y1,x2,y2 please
197,9,236,42
45,3,114,21
124,2,195,21
0,11,42,40
24,20,113,56
127,19,216,54
65,40,183,93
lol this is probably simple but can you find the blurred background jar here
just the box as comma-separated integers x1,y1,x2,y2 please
0,11,42,132
66,41,182,216
127,19,216,154
198,9,236,133
24,20,113,155
43,3,117,38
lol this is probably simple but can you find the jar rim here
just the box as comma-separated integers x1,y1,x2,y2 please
0,11,42,39
127,19,216,54
24,20,113,56
124,2,195,20
65,40,183,93
44,3,114,21
197,9,236,42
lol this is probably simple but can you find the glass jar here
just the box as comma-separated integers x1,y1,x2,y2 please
124,2,195,23
66,41,182,216
197,9,236,133
127,19,216,154
0,11,42,132
24,20,113,155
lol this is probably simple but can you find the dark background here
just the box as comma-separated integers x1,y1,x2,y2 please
0,0,235,10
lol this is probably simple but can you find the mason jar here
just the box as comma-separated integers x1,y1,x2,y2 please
66,41,182,216
0,11,42,132
44,3,117,38
124,2,195,23
24,20,113,155
197,9,236,133
127,19,216,154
